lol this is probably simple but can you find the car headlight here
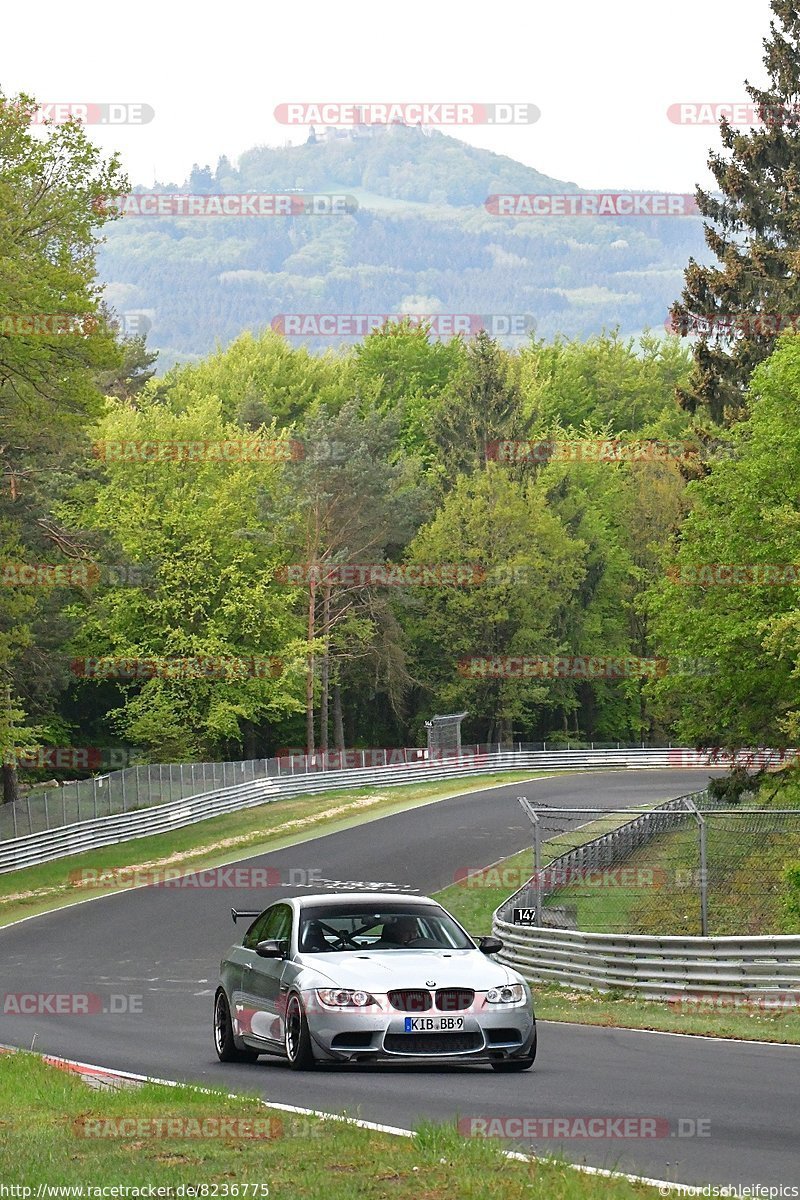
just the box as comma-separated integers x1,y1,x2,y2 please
316,988,377,1008
486,984,526,1005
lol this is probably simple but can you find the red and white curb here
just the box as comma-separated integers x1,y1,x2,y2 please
1,1043,699,1191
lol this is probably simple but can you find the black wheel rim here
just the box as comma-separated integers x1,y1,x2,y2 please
285,997,301,1060
214,994,227,1053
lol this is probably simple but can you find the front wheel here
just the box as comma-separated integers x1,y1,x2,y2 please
284,993,316,1070
214,990,259,1063
490,1028,536,1072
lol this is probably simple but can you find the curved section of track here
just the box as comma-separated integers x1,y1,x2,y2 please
1,770,797,1187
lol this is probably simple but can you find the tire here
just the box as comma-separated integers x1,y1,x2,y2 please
214,989,260,1063
284,993,316,1071
490,1027,537,1072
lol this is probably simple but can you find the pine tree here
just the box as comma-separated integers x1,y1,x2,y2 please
672,1,800,424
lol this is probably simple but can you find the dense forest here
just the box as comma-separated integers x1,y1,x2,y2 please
5,0,800,799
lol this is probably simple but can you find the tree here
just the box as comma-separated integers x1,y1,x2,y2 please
163,329,354,429
0,90,126,801
536,449,645,741
0,685,39,807
428,331,528,479
671,1,800,423
403,468,585,743
520,333,693,435
284,401,425,752
353,319,464,458
95,332,157,400
648,334,800,748
68,391,306,759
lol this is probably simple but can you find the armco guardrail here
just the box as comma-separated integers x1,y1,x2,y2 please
3,741,710,842
492,920,800,1001
0,746,706,873
492,791,800,1001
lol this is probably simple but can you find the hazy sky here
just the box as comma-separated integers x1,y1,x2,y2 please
4,0,775,191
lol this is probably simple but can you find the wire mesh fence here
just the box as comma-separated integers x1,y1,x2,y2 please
0,740,670,842
0,759,274,841
501,793,800,937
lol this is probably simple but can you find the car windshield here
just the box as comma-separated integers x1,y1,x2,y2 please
298,904,474,953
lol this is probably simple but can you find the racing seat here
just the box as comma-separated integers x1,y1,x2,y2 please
300,920,330,953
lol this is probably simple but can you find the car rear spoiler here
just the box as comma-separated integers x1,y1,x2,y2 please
231,908,262,924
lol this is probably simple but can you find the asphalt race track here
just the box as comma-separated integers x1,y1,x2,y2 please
1,769,797,1187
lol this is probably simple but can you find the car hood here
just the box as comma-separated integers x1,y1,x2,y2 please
295,948,520,991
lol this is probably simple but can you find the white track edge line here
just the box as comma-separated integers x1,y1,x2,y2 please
0,1044,697,1192
540,1019,800,1047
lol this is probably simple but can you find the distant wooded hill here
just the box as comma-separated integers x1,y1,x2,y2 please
98,127,706,368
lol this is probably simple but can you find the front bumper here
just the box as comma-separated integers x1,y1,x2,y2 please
305,995,536,1064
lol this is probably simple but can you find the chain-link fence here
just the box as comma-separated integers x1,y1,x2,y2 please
0,740,673,842
503,793,800,937
0,759,276,840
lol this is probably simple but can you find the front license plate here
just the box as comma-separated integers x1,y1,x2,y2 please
403,1016,465,1032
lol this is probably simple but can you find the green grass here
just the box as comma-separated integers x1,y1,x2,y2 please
0,1051,657,1198
533,985,800,1044
0,771,548,928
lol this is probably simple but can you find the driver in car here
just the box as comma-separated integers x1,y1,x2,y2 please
377,915,421,946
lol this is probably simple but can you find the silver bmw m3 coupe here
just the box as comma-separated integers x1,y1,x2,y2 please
214,892,536,1071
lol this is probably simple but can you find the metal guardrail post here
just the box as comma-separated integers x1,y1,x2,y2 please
516,795,542,923
699,815,709,936
682,794,708,936
533,816,542,924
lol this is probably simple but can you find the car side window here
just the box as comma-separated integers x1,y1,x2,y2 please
243,910,272,950
265,904,292,949
243,905,292,951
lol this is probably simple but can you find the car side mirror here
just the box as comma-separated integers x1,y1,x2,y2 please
255,938,286,959
478,935,504,955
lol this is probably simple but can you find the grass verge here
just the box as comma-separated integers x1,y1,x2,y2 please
0,1051,656,1198
532,985,800,1043
0,771,547,928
